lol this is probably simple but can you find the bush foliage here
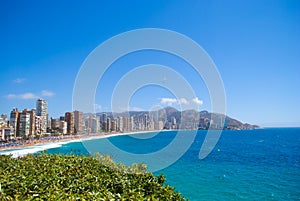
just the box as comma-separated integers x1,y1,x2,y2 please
0,153,186,200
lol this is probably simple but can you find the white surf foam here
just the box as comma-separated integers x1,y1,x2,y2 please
0,130,169,158
0,142,63,158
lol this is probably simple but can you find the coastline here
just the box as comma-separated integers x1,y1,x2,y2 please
1,128,259,152
0,128,262,154
0,130,170,157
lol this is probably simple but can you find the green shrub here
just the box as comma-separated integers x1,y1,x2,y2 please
93,152,148,174
0,153,186,200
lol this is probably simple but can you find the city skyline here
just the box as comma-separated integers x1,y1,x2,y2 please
0,1,299,127
0,97,257,141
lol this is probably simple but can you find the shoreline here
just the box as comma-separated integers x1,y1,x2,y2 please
0,128,263,153
0,130,170,153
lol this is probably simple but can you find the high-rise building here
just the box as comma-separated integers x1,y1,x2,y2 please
34,116,42,135
0,128,12,141
1,114,7,122
107,117,111,132
29,109,36,136
59,120,67,134
50,117,57,130
123,116,129,132
10,108,20,138
65,112,74,134
144,114,149,130
90,116,97,133
111,120,116,131
36,99,48,134
130,116,135,131
158,121,164,130
0,114,10,140
101,113,107,131
116,116,123,132
171,117,177,125
19,109,30,137
0,118,4,129
149,121,155,130
87,115,100,133
74,110,83,134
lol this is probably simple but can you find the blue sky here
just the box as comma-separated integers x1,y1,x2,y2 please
0,0,299,127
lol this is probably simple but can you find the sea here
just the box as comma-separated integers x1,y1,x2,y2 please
1,128,299,200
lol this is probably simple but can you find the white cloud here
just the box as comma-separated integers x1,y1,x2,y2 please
94,104,102,112
4,90,55,100
4,93,38,100
161,97,190,106
160,97,203,106
192,97,203,105
178,98,189,105
41,90,55,97
160,98,178,106
13,78,26,84
4,94,18,99
19,93,39,100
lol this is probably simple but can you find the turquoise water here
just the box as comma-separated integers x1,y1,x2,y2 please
35,128,300,200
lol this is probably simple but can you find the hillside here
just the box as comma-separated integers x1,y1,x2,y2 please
93,107,259,130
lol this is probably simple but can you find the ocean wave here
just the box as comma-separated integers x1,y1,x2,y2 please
0,142,64,158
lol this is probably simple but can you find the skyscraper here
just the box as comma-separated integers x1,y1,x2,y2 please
36,99,48,134
19,109,30,137
29,109,36,136
111,120,116,132
107,117,111,132
10,108,20,138
65,112,75,134
101,113,107,131
50,118,57,130
74,110,83,134
59,120,67,134
123,116,129,132
116,116,123,132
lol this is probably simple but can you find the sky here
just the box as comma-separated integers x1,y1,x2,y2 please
0,0,299,127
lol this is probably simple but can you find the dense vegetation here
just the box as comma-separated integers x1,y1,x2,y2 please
0,153,185,200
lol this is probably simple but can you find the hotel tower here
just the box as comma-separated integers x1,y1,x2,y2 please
36,99,48,134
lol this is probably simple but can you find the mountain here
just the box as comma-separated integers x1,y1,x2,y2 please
198,110,259,130
93,107,259,130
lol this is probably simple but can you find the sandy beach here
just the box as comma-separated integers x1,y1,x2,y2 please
0,130,167,152
0,133,110,151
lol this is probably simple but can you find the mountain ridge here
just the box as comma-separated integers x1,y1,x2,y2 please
88,106,259,130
